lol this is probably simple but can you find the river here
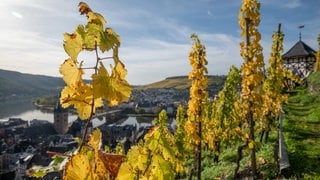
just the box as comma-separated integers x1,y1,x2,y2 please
0,100,175,129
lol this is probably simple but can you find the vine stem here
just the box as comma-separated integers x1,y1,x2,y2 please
99,56,113,60
46,151,71,158
245,17,257,178
78,41,100,152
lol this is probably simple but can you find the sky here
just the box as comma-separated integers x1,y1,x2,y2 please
0,0,319,85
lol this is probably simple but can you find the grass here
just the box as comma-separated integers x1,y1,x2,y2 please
282,86,320,178
199,82,320,179
200,142,278,179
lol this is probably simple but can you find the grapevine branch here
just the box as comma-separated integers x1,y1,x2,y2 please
79,41,100,152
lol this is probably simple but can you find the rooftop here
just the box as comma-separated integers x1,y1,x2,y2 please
283,40,316,58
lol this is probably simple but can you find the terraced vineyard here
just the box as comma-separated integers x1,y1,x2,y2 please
282,87,320,178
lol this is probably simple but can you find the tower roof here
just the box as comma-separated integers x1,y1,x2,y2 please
283,40,316,58
54,97,68,113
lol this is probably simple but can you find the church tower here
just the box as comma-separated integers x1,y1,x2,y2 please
53,98,69,134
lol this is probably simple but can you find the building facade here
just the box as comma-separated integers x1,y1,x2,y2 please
282,40,316,78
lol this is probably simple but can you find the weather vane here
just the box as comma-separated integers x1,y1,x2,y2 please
298,25,305,41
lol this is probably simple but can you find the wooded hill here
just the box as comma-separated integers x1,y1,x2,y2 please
0,69,226,101
0,69,64,101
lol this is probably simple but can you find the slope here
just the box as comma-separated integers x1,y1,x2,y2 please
136,75,226,90
0,69,64,100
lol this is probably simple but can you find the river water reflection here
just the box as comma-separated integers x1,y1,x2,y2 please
0,100,175,128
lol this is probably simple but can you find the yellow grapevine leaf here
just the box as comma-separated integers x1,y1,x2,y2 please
248,141,255,149
60,83,103,120
109,61,132,104
92,62,110,99
87,12,106,27
63,154,92,180
116,163,134,180
63,32,83,61
84,23,102,50
63,151,109,180
88,129,102,150
99,28,120,52
92,62,131,106
59,58,83,87
87,129,112,178
79,2,105,26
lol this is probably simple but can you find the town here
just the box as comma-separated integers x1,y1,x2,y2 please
0,85,224,179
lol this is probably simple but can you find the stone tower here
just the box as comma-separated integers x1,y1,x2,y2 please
53,98,69,134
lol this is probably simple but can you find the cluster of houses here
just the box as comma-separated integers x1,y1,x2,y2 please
131,88,190,115
0,116,150,179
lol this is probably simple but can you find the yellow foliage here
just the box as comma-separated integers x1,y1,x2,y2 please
60,83,103,120
59,2,131,120
92,61,131,106
59,58,84,88
186,34,209,147
63,154,94,180
63,129,124,179
63,32,83,61
248,141,255,149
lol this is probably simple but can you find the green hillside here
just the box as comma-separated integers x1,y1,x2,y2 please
0,69,64,100
281,71,320,178
136,75,226,90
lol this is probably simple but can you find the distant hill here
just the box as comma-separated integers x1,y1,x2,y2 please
0,69,64,100
136,75,226,90
0,69,226,101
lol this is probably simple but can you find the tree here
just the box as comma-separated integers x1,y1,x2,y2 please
203,65,241,162
237,0,265,177
261,24,287,143
184,34,209,179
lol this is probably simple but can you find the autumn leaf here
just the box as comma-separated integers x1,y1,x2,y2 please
60,83,103,120
63,32,83,61
59,58,83,87
248,141,255,149
63,154,92,180
98,151,124,177
99,28,120,52
87,11,106,27
88,129,102,150
78,2,92,15
92,61,131,106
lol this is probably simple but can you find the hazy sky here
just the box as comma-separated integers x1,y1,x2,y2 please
0,0,319,85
